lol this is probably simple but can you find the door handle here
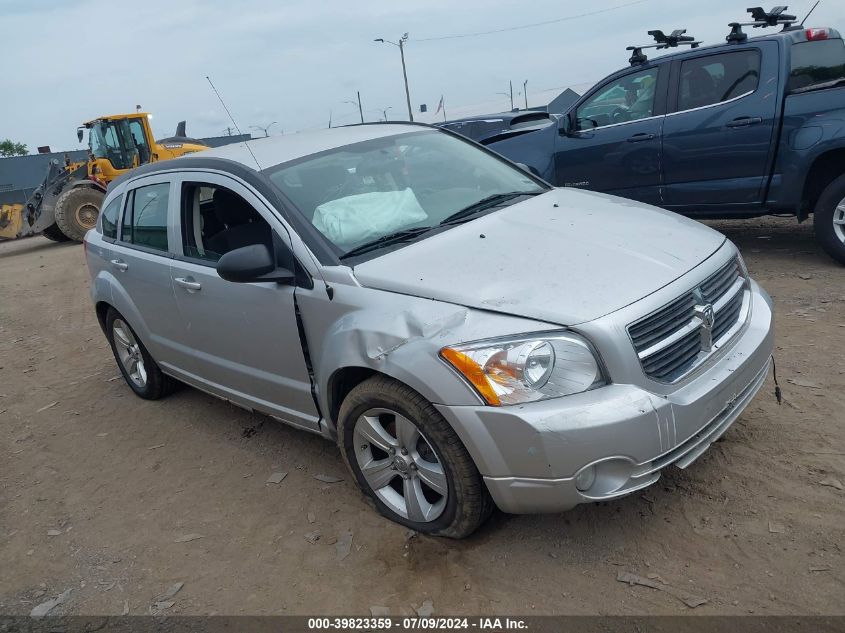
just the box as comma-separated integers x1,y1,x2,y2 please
726,116,763,128
174,277,202,292
110,259,128,272
627,133,656,143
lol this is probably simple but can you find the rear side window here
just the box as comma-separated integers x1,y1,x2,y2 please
678,50,760,111
100,195,122,239
121,182,170,252
789,39,845,91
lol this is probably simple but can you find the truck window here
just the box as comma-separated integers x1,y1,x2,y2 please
575,67,658,130
678,50,760,111
788,39,845,91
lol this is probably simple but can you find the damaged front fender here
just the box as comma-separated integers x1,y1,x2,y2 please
294,279,558,432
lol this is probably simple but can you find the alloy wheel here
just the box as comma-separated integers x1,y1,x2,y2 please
353,408,448,523
112,318,147,389
834,197,845,244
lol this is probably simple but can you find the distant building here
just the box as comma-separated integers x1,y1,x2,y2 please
0,134,251,206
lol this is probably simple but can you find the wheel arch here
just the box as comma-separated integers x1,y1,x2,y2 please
800,148,845,222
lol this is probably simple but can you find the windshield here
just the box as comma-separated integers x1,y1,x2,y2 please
264,130,546,256
88,119,142,170
789,38,845,92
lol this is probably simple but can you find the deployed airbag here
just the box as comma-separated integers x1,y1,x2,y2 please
313,188,428,247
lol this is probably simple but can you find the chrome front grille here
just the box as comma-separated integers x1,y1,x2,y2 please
629,257,749,383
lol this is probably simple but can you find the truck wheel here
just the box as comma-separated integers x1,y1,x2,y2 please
105,308,178,400
42,224,71,242
338,375,493,538
814,174,845,266
54,187,104,242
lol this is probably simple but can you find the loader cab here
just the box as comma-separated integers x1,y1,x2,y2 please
85,115,155,182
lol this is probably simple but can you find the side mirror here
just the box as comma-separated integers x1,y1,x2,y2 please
77,128,84,143
559,114,574,136
216,244,294,284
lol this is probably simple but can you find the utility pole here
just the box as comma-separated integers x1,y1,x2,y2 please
509,80,514,111
343,94,365,123
328,109,332,129
523,80,528,109
375,34,414,122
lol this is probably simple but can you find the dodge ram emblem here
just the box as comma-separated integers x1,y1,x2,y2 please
694,303,716,351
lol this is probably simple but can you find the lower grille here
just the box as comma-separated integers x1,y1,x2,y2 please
629,257,749,383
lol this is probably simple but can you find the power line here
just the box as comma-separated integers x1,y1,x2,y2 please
412,0,651,42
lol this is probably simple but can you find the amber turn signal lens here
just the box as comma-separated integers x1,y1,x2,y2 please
440,347,501,406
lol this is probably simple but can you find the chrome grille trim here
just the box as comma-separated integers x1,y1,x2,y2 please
628,257,750,383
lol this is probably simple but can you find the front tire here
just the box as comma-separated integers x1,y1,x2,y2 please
105,308,177,400
338,376,492,538
813,174,845,266
54,187,104,242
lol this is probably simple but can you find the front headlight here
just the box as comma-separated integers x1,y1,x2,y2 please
440,332,606,406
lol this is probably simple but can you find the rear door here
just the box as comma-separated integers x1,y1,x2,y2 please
169,172,319,431
553,64,668,205
110,175,191,371
661,42,779,208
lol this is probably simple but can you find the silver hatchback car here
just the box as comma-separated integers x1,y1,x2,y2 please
85,123,774,538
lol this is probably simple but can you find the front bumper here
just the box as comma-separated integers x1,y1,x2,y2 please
435,281,774,514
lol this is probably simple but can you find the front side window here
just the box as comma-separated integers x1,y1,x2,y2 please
180,183,272,263
121,182,170,252
788,38,845,91
100,194,122,239
264,130,546,258
678,50,760,111
575,67,659,130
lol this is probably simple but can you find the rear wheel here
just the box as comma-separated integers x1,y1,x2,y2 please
41,224,71,242
105,308,178,400
813,174,845,266
338,376,492,538
54,187,104,242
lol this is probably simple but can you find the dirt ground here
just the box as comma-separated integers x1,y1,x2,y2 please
1,216,843,617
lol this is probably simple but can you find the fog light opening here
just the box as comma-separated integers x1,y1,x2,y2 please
575,465,597,492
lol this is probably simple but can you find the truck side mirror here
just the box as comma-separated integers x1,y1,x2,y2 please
77,128,84,143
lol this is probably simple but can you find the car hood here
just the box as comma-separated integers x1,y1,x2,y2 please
352,188,726,325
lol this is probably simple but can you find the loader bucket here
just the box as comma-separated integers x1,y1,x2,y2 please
0,204,28,240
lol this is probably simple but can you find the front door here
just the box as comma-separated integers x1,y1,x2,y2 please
661,43,779,208
554,65,667,205
169,173,319,431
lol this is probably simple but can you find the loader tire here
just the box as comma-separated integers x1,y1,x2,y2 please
41,224,71,242
54,187,104,242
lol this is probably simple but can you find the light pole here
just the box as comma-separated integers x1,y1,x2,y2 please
369,107,392,121
497,81,515,110
250,122,278,137
374,34,413,122
523,80,528,109
342,91,365,123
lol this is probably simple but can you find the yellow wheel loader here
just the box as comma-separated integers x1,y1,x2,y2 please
0,113,207,242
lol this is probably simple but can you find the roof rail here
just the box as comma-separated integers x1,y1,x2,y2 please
626,29,701,66
726,6,797,43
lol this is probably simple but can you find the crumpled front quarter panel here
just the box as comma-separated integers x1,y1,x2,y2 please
294,279,558,430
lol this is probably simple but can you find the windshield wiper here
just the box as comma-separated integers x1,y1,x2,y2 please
790,77,845,94
339,226,435,260
439,191,542,226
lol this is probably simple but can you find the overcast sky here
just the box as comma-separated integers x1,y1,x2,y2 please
2,0,841,151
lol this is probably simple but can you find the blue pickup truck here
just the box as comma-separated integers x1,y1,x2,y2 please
461,18,845,264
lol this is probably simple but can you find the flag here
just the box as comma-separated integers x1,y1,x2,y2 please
435,96,444,115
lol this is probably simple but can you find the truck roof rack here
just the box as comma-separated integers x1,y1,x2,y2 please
626,29,701,66
726,6,798,43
